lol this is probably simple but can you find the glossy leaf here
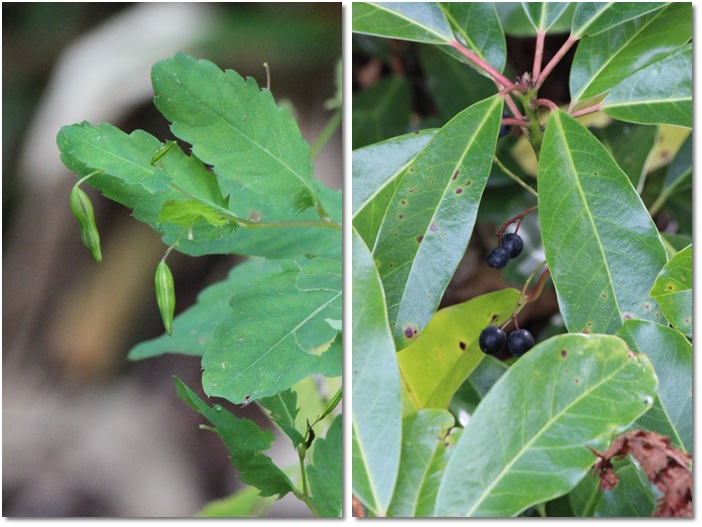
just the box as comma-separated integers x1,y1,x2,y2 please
352,2,453,44
387,410,460,517
434,334,658,517
617,319,692,451
522,2,570,32
602,44,692,129
352,76,411,150
398,289,520,412
352,229,402,516
593,457,656,517
496,2,574,36
649,244,692,337
196,486,275,517
151,53,319,215
371,96,503,348
440,3,506,73
450,355,509,418
569,472,601,517
353,130,436,247
571,3,668,37
538,110,667,335
174,377,296,498
129,259,282,360
570,3,692,103
308,414,342,517
202,256,341,403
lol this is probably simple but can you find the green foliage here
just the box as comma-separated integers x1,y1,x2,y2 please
353,1,690,518
58,52,341,516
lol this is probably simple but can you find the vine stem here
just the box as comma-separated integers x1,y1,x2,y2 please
532,31,546,80
535,34,579,90
310,108,341,160
569,103,603,119
493,157,538,198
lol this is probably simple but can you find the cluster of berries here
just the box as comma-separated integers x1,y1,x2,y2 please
479,325,534,357
487,232,523,269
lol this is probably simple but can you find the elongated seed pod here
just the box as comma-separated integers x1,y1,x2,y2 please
155,261,175,335
70,186,102,262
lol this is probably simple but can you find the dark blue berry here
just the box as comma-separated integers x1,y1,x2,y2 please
479,326,506,355
499,110,512,138
501,233,524,258
487,247,510,269
508,329,534,357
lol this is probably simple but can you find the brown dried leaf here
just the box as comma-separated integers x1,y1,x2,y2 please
352,495,366,517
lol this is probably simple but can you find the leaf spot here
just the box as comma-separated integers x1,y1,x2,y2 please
574,377,580,384
455,188,463,194
452,169,459,180
400,200,406,206
561,350,567,357
398,214,404,219
403,325,418,339
465,180,471,186
459,341,466,351
416,235,423,243
430,223,438,232
601,293,607,299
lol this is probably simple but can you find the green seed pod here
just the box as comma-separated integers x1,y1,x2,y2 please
70,186,102,262
155,261,175,336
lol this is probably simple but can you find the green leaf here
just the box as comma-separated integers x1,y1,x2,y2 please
440,3,506,73
196,486,275,517
129,259,284,360
434,333,658,517
174,377,296,498
522,2,570,32
602,44,692,129
450,355,509,417
649,244,692,337
352,76,412,150
571,3,668,37
151,53,319,215
569,472,601,517
201,256,341,404
570,3,692,103
387,410,460,517
371,96,503,348
158,199,232,227
593,457,656,517
496,3,574,36
652,132,692,214
352,2,453,44
307,414,342,517
398,289,520,412
538,110,667,335
616,319,692,451
258,389,304,447
352,228,402,516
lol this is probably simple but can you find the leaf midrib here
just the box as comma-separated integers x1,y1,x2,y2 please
367,2,451,42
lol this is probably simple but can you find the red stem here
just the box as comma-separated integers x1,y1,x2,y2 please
496,205,539,243
502,117,528,127
449,40,516,90
570,103,603,118
534,98,558,111
535,34,579,90
532,31,546,80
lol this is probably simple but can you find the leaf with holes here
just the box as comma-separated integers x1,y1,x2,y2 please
538,110,667,335
434,333,658,517
649,244,692,338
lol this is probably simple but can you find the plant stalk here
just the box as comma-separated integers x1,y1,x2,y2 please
493,157,538,198
310,108,341,160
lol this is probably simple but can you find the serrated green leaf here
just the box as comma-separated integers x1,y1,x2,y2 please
258,389,304,447
538,110,667,335
570,3,691,103
370,96,503,348
158,200,232,227
617,319,692,451
151,53,318,214
522,2,570,32
398,289,520,412
440,3,506,74
307,414,342,517
591,121,657,189
352,228,402,516
196,486,275,517
649,244,691,337
434,334,658,517
174,377,296,498
353,130,437,248
387,410,460,517
571,3,668,37
602,44,692,129
352,2,453,44
201,256,341,404
352,76,412,149
129,259,283,360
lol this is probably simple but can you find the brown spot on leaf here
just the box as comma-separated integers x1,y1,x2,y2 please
456,188,463,194
452,169,459,180
459,341,466,350
416,235,423,243
561,350,567,357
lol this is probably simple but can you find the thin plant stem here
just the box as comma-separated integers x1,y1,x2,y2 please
503,94,524,121
496,204,539,242
493,157,538,198
569,103,603,118
263,62,271,91
310,108,341,160
502,117,529,127
449,40,516,89
534,98,558,111
532,31,546,80
75,169,105,188
535,34,579,90
648,191,670,217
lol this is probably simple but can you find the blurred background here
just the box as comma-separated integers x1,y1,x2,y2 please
3,2,341,517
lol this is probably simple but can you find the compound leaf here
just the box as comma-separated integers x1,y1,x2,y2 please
649,244,692,337
202,256,341,404
398,289,520,412
371,96,503,349
571,3,667,37
352,2,453,44
352,228,402,516
434,333,658,517
617,319,692,451
174,377,296,498
538,110,667,335
602,44,692,129
308,414,342,517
